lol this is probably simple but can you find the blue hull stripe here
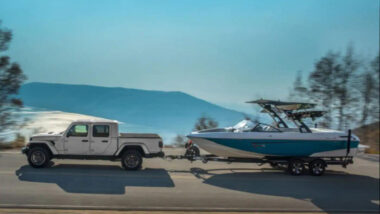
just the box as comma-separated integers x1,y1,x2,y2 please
204,138,360,156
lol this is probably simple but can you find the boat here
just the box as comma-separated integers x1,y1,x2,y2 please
187,99,360,159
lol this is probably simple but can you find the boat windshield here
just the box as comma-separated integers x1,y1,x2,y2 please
233,120,256,132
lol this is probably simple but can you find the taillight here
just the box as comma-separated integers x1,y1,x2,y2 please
159,141,163,148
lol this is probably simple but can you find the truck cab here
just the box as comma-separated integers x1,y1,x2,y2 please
22,119,164,170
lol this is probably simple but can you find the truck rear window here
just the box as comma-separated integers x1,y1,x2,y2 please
93,125,110,137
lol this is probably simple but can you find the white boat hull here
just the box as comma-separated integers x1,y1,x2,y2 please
188,129,360,158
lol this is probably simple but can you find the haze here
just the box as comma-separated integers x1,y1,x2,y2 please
0,0,378,112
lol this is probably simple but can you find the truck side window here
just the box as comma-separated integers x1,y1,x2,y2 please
67,124,88,137
93,125,110,137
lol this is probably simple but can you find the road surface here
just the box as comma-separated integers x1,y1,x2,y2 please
0,149,378,213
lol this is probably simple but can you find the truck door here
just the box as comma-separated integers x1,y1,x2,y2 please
90,124,111,155
64,124,90,155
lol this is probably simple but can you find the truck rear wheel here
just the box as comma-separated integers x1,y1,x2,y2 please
121,149,143,170
27,147,50,168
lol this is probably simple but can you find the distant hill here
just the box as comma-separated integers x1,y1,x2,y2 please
353,122,379,154
19,82,249,135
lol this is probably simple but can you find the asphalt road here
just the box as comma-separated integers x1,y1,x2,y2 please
0,149,379,213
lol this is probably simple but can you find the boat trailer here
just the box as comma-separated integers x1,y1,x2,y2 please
165,130,355,176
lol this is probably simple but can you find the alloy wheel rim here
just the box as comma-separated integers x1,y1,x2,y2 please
125,154,139,168
292,162,303,174
31,151,46,166
312,163,323,174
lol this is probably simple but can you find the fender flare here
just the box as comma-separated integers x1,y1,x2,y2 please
115,143,149,156
28,141,58,155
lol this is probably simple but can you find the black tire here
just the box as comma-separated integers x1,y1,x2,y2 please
309,159,326,176
288,159,305,176
27,147,50,168
185,146,200,161
121,149,143,170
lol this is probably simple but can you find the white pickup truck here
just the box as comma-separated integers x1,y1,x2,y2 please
21,119,164,170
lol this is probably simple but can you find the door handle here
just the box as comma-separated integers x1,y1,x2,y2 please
82,140,89,142
102,140,108,143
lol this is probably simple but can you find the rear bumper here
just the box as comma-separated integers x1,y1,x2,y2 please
145,151,165,158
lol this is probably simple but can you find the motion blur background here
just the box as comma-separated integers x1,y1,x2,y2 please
0,0,378,152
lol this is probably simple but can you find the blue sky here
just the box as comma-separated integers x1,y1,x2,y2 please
0,0,379,112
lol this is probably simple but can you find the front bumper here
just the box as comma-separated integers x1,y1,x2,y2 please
21,146,30,154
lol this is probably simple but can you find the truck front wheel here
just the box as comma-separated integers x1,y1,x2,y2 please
27,147,50,168
121,149,143,170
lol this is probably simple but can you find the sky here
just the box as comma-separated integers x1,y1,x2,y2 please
0,0,379,113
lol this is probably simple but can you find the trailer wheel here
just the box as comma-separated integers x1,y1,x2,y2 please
270,162,279,168
309,159,326,176
288,159,305,176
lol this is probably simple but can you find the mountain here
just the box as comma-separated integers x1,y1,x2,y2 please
19,82,249,135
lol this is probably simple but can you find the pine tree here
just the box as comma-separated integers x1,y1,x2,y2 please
0,21,26,137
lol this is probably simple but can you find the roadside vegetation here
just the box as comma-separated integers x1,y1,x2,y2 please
172,116,218,147
172,135,186,148
289,45,379,130
288,45,379,153
0,20,27,147
353,122,379,154
0,134,25,150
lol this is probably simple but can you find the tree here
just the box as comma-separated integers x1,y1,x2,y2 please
334,45,359,129
362,53,380,124
307,46,359,129
290,45,378,129
308,51,340,128
0,21,26,137
288,71,309,102
359,71,376,125
194,116,218,131
172,135,186,147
